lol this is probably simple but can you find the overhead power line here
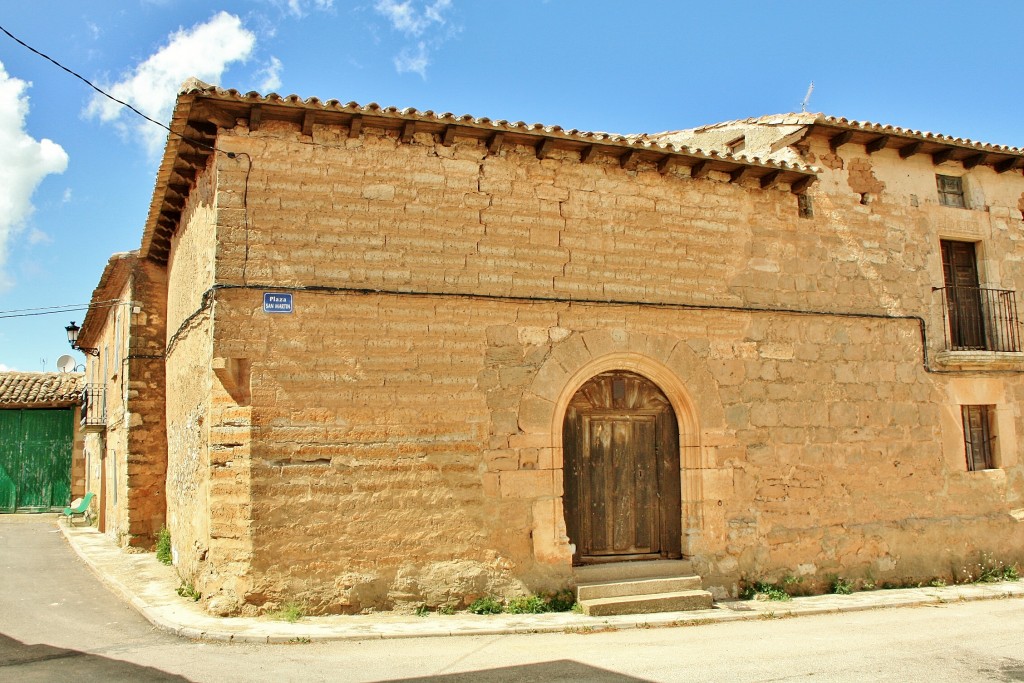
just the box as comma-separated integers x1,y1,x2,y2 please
0,22,218,153
0,299,125,320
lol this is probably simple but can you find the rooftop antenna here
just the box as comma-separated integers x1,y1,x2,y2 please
801,81,814,113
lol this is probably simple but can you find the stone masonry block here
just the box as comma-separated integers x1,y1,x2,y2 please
500,470,553,498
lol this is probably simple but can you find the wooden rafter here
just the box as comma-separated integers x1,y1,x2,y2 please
899,141,922,159
487,132,504,155
348,116,362,138
401,121,416,143
619,149,638,169
931,148,955,165
302,111,316,137
689,160,710,179
442,125,458,147
580,145,598,163
536,138,556,160
995,158,1021,174
729,167,751,183
759,170,781,189
248,104,262,132
962,153,987,170
829,130,854,152
865,135,890,155
790,176,814,194
656,155,675,174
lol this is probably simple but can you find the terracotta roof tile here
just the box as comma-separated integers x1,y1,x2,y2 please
0,372,84,408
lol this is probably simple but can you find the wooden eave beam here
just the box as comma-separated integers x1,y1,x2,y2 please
689,160,710,179
931,148,955,165
619,149,639,169
301,111,316,137
789,176,814,194
656,154,675,174
400,121,416,143
348,116,362,138
759,170,781,189
829,130,854,152
487,132,504,155
248,104,263,132
865,135,890,155
177,153,208,170
995,157,1022,174
580,144,598,163
442,125,459,146
536,138,556,160
962,153,987,170
729,166,751,183
899,141,922,159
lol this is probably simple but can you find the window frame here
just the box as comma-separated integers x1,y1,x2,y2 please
936,174,966,209
961,404,996,471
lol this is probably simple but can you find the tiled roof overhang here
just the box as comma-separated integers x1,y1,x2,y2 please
0,372,84,409
77,251,136,350
767,115,1024,171
140,82,820,264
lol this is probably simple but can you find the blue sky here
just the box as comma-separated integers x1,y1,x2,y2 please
1,1,1022,372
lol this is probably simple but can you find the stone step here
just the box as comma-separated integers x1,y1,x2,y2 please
577,575,703,601
580,589,714,617
573,559,694,584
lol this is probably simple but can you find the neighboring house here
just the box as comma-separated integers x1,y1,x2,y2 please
84,80,1024,615
75,251,167,542
0,372,84,513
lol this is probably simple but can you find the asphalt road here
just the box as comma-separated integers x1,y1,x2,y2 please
2,516,1023,682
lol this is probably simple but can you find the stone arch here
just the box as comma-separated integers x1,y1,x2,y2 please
519,329,724,567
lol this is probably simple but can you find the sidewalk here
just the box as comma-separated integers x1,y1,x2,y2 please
59,520,1024,644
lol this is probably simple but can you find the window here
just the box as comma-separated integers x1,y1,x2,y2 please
962,405,995,471
726,135,746,154
797,193,814,218
937,174,966,208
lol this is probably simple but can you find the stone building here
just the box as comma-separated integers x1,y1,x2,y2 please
82,80,1024,614
76,251,167,542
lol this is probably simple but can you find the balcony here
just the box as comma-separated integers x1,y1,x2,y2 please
81,384,106,431
935,287,1023,369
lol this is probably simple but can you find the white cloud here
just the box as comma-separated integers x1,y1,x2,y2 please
61,188,72,204
394,42,429,78
0,364,10,372
0,62,68,292
287,0,335,17
375,0,451,36
374,0,453,77
257,56,284,92
85,12,255,156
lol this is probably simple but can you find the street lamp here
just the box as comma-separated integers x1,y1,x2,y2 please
65,321,99,356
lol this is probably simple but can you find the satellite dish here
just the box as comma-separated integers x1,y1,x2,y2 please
57,355,77,373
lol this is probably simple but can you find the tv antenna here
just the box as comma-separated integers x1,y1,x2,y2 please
801,81,815,113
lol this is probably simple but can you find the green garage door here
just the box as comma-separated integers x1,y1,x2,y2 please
0,409,74,512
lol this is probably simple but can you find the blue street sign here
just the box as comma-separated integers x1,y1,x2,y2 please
263,292,293,314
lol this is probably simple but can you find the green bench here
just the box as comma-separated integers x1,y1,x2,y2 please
63,491,95,526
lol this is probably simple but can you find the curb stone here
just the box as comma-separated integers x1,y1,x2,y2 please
57,518,1024,643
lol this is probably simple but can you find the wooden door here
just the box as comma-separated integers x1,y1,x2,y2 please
941,240,985,349
563,371,681,565
0,409,73,512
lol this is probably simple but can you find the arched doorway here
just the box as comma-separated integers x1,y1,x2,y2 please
562,370,682,565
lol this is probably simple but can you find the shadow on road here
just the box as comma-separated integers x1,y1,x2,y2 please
380,659,651,682
0,632,191,682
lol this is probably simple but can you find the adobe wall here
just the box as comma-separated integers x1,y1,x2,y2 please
181,118,1024,611
164,165,221,583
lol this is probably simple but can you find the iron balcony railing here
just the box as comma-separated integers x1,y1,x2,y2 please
935,286,1022,352
81,384,106,428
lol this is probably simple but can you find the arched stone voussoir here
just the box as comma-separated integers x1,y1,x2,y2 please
518,393,556,435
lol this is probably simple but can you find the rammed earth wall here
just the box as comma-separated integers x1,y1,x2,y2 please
156,113,1024,614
